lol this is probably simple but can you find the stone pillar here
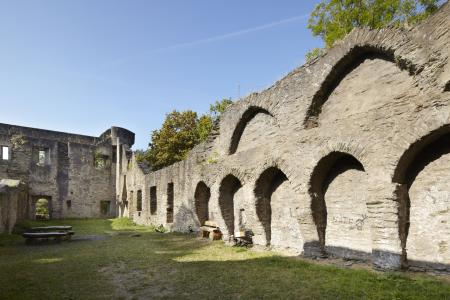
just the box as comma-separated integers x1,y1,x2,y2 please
209,181,232,242
367,181,402,270
115,138,121,217
234,184,262,243
295,190,322,257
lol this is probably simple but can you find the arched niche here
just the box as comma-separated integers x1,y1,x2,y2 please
228,106,275,154
393,126,450,270
218,174,243,237
194,181,211,226
254,167,303,253
309,151,371,259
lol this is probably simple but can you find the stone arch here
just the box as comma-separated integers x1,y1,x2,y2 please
304,45,419,129
309,151,371,259
392,124,450,270
393,124,450,183
252,157,298,190
315,140,369,171
213,164,249,187
228,106,275,154
218,174,243,236
194,181,210,226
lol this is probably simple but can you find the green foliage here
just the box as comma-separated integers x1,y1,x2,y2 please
10,135,26,150
305,47,326,63
155,224,168,233
35,199,49,219
197,114,214,142
94,152,107,169
138,98,233,171
307,0,441,49
110,217,138,230
209,98,233,121
206,150,220,165
198,98,232,142
134,149,146,163
146,110,201,170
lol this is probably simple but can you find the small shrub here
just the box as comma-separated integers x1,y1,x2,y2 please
111,217,136,230
155,224,167,233
206,151,220,165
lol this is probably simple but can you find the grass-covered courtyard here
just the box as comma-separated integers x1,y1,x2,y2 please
0,218,449,299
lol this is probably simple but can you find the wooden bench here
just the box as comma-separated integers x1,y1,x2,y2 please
200,221,222,240
234,230,253,246
22,231,75,243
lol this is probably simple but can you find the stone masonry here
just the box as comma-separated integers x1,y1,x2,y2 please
0,124,134,222
122,3,450,272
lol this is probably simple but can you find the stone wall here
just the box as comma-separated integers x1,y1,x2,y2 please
0,124,134,220
122,2,450,272
0,179,27,234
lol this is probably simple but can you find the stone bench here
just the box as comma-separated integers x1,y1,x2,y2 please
200,221,222,240
22,231,75,244
30,226,72,232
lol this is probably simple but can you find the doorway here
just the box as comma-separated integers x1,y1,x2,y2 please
33,196,52,220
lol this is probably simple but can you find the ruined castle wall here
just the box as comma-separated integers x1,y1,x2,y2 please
123,3,450,271
64,142,116,218
130,159,201,232
0,124,133,219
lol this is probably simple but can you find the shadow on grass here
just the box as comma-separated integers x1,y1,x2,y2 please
165,256,450,299
1,219,449,299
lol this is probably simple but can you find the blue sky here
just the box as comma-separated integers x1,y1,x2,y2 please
0,0,322,149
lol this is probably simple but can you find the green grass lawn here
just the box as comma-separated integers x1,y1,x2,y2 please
0,218,449,300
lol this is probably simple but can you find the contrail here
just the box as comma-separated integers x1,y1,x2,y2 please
101,13,309,69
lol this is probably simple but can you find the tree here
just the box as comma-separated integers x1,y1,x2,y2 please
136,98,233,170
306,0,441,59
197,115,213,142
196,98,233,142
145,110,200,170
209,98,233,121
